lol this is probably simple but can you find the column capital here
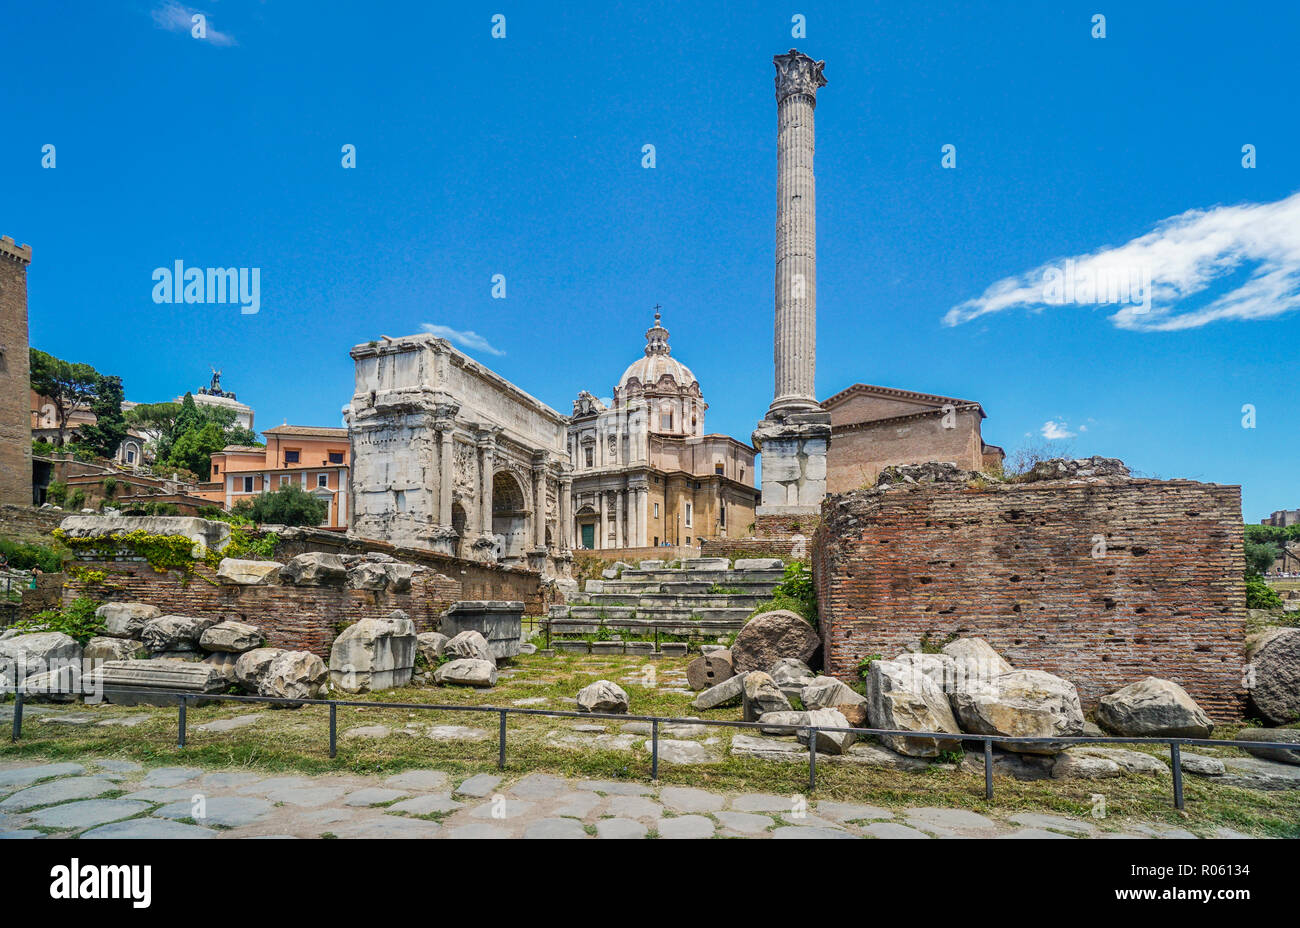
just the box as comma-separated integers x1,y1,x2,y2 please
774,48,827,103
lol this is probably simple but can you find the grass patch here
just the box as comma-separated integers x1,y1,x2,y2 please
2,652,1297,837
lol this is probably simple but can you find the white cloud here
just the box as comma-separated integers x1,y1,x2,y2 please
945,190,1300,332
421,323,505,356
1041,420,1076,440
152,3,237,47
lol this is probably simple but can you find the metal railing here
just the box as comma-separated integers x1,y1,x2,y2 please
8,687,1297,810
540,618,743,651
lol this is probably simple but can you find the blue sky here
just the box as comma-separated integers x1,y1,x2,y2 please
5,2,1297,520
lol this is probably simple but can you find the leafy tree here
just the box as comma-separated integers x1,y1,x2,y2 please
1244,540,1281,576
233,484,328,526
149,393,259,475
167,420,227,479
29,349,98,447
74,374,128,459
125,397,184,441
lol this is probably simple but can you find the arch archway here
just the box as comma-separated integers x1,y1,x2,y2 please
451,503,468,558
492,470,529,559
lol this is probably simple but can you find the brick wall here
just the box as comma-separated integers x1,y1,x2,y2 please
813,477,1247,720
701,535,803,561
0,238,33,506
0,504,63,545
699,512,823,561
62,560,462,659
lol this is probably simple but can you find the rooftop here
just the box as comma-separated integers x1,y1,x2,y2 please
263,425,349,438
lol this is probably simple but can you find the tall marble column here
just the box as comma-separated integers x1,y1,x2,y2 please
431,412,460,556
531,455,547,549
474,430,498,560
753,49,832,516
614,488,625,549
598,491,607,550
559,474,573,551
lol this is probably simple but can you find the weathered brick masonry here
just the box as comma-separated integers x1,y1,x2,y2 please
0,238,33,507
63,560,461,659
0,504,64,546
813,477,1246,719
701,512,823,561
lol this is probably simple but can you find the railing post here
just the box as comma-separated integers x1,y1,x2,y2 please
983,738,994,800
329,703,337,758
807,726,818,793
1170,742,1184,810
177,695,187,749
498,709,507,769
11,689,23,742
651,719,659,781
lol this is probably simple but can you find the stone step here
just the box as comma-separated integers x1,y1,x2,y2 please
593,580,780,596
620,568,786,582
584,592,767,609
563,605,753,623
548,616,742,637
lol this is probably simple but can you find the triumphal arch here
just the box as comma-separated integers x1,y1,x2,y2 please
346,334,572,575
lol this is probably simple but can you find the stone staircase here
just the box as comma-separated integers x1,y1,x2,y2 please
547,557,786,638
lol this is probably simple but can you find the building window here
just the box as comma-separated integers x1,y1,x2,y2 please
714,463,724,475
660,413,673,430
739,466,745,482
328,451,344,464
584,447,594,468
242,476,254,493
284,450,300,464
317,474,328,488
212,464,219,475
685,503,692,527
279,475,290,486
653,536,659,547
720,503,726,527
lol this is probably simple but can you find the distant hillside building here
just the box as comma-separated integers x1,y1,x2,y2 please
199,425,350,528
820,383,1004,494
181,369,255,431
0,235,33,505
1261,509,1300,527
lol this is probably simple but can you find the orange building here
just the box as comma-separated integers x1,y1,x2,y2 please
199,425,351,528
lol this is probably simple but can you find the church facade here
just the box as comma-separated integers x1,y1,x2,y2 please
567,312,760,550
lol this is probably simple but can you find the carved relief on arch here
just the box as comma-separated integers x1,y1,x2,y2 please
452,441,476,495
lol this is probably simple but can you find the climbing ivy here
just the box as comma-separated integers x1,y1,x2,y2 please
53,527,199,574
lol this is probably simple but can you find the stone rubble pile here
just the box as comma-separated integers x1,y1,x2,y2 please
683,623,1298,788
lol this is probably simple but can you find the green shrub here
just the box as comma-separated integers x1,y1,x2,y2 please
14,596,104,644
45,482,68,505
856,653,882,679
749,561,818,625
0,537,63,572
232,484,328,527
1246,576,1283,610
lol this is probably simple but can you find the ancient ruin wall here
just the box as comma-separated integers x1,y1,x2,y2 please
62,562,461,659
0,504,65,545
272,527,555,613
813,477,1247,719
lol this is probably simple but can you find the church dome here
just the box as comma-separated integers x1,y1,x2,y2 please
618,310,698,391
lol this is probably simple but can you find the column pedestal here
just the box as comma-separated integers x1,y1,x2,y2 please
752,410,831,516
